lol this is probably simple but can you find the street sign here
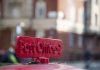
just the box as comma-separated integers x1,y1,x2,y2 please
16,36,62,58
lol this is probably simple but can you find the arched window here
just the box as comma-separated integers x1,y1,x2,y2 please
35,0,46,18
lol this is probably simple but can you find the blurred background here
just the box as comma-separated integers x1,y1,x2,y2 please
0,0,100,69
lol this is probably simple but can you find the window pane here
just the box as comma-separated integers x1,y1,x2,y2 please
95,14,98,26
87,39,93,49
0,0,3,18
67,0,76,22
35,0,46,18
36,30,45,38
9,2,21,18
96,0,98,4
12,7,20,17
78,35,83,48
69,33,74,48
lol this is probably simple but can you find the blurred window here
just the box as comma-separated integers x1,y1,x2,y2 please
0,2,1,18
36,30,45,38
57,12,64,19
0,0,3,18
48,11,57,18
16,24,23,35
97,40,100,47
95,14,98,26
67,0,76,22
48,28,55,38
96,0,98,4
9,2,21,18
35,0,46,18
69,33,74,48
78,8,84,23
11,23,23,45
78,35,83,48
12,7,20,18
11,29,16,46
87,39,93,49
26,0,33,17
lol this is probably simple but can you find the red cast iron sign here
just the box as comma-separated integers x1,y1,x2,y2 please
16,36,62,58
0,36,85,70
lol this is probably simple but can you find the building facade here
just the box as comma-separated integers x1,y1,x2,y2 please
83,0,100,60
0,0,100,60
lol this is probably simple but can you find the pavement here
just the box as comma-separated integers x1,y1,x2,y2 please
63,61,100,70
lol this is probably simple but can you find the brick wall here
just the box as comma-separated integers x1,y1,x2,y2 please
24,29,36,37
0,28,11,50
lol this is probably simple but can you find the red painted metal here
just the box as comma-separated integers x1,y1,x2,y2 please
0,64,84,70
15,36,62,63
0,36,85,70
32,57,49,64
